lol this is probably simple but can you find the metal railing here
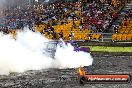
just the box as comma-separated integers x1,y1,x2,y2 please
71,33,132,42
86,33,112,42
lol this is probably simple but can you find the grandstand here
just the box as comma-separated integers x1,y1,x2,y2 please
33,0,132,42
112,1,132,42
0,0,132,42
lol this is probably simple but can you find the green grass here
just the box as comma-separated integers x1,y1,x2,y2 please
82,46,132,52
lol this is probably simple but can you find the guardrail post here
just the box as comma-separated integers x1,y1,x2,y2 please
102,34,104,42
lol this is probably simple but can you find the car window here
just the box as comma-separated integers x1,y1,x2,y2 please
47,42,57,49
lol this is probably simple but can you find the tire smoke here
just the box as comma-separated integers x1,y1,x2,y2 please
0,28,93,75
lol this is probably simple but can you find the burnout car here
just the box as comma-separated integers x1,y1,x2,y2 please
43,41,90,58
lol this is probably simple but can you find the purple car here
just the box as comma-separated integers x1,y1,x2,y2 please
43,41,90,58
71,41,90,53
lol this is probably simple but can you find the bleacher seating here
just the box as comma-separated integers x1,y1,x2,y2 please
10,30,17,40
112,18,132,42
34,24,47,32
28,0,130,42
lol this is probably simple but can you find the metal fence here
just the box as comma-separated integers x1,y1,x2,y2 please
87,33,112,42
73,33,132,42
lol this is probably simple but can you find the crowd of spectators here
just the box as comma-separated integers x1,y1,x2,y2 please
0,1,77,34
121,7,132,26
82,0,126,33
0,0,127,38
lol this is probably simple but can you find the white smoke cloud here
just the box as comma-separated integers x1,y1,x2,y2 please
55,43,93,68
0,30,54,75
0,28,93,75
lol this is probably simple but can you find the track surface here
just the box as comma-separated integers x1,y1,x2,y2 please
0,54,132,88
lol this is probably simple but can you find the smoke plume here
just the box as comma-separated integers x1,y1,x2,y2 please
0,28,93,75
